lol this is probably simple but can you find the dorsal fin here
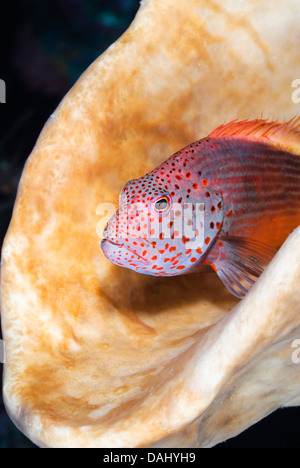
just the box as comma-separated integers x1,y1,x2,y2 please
208,117,300,154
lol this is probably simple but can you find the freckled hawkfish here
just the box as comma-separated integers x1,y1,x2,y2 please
101,117,300,298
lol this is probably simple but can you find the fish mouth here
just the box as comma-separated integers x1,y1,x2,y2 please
126,247,150,264
103,238,124,248
101,237,150,264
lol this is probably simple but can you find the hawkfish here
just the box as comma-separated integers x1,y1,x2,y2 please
101,117,300,298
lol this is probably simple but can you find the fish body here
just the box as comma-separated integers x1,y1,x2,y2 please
101,118,300,297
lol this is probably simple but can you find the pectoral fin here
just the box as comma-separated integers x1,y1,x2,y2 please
213,235,277,298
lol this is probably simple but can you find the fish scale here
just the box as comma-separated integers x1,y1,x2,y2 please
102,117,300,298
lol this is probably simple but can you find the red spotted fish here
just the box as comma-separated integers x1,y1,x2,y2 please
101,117,300,298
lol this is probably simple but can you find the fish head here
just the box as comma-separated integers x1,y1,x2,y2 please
101,162,224,275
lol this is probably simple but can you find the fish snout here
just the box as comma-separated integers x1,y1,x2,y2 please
102,211,123,244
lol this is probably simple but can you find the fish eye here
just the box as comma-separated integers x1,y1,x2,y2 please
153,196,170,213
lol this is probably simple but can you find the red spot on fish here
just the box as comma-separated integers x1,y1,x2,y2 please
218,201,222,210
176,265,185,270
196,247,202,254
175,175,182,181
185,249,192,254
226,210,233,218
186,172,191,178
211,206,216,213
216,222,222,229
205,237,211,245
202,179,208,186
169,246,176,252
152,255,157,260
191,257,197,262
192,183,198,189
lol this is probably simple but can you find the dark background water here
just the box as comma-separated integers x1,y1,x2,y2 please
0,0,299,449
